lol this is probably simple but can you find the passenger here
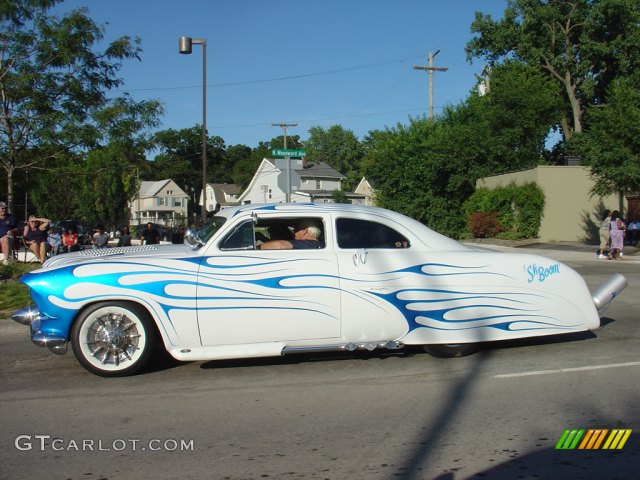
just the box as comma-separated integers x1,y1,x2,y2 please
267,224,294,240
259,220,321,250
23,215,50,263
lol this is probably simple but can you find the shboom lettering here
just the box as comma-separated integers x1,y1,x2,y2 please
526,263,560,283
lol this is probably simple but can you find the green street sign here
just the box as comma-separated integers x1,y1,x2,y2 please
272,148,306,158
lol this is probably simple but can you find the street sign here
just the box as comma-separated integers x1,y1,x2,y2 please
272,148,306,158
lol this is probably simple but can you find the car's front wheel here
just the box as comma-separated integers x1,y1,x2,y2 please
423,343,478,358
71,302,156,377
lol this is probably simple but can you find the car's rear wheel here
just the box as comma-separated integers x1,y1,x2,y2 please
423,343,478,358
71,301,156,377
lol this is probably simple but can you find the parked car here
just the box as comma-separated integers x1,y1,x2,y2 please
13,204,627,377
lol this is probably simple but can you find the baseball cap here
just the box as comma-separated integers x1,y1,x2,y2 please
0,201,7,208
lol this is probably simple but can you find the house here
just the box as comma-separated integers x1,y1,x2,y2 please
199,183,241,211
354,177,376,205
129,179,189,227
237,158,365,204
477,166,622,242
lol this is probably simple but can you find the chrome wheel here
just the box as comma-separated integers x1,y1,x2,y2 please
71,302,155,376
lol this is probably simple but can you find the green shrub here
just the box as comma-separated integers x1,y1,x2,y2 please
463,182,544,239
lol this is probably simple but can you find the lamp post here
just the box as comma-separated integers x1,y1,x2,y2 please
179,36,207,222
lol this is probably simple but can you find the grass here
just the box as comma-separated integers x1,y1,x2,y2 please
0,263,40,310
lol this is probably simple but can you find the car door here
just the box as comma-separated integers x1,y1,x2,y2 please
196,215,341,346
334,216,423,341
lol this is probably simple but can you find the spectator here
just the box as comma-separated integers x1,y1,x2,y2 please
92,225,109,249
62,227,80,253
0,201,18,265
598,210,611,259
47,226,62,257
140,222,160,245
608,210,625,260
171,225,185,244
117,226,132,247
626,218,638,245
23,214,50,263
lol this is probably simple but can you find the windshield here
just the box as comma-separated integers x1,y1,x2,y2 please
197,216,227,244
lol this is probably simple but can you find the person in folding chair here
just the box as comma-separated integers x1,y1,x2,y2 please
0,201,18,265
23,214,51,264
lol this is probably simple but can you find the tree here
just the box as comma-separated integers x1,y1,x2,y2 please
361,62,559,237
304,125,363,191
579,79,640,198
466,0,640,142
151,126,227,202
231,141,272,190
0,0,147,210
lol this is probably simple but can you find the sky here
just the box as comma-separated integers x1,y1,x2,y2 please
52,0,508,149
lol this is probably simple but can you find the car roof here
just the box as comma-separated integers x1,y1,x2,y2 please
216,203,468,251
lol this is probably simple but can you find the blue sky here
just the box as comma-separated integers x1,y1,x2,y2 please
53,0,507,148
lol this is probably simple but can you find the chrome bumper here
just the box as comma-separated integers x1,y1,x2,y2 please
12,305,68,355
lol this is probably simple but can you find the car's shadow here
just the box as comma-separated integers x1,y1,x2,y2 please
199,348,414,370
145,321,613,374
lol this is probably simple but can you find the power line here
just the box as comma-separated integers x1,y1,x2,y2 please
114,51,431,93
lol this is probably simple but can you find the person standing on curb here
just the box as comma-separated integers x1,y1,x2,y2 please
598,210,611,259
608,210,625,260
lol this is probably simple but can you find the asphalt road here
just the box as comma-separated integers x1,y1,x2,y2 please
1,248,638,480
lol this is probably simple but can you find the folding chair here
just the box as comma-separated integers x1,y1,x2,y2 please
20,236,39,263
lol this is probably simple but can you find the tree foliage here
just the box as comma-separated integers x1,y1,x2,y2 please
362,60,559,237
0,0,149,210
466,0,640,142
578,79,640,196
304,125,364,191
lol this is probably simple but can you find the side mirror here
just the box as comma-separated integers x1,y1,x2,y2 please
184,228,204,248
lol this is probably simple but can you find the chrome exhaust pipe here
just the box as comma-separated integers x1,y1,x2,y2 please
592,273,627,312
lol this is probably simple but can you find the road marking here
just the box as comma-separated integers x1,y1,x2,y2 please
495,361,640,378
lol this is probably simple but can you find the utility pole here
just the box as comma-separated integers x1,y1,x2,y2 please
413,49,448,121
272,122,297,149
477,63,492,96
272,122,298,202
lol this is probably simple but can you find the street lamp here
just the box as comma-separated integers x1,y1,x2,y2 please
179,36,207,223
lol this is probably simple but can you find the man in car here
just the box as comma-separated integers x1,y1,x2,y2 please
259,220,321,249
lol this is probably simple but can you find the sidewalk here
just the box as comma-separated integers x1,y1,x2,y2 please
463,238,639,263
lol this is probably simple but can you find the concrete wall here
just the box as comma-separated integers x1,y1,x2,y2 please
477,166,620,242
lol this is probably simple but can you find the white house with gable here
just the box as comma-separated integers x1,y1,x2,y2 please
237,158,364,204
129,179,189,226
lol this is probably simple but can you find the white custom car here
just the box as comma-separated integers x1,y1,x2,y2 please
12,204,627,376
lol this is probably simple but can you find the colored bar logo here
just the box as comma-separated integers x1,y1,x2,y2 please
555,429,632,450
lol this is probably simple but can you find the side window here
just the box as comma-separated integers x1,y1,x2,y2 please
336,218,410,249
220,221,255,250
254,217,326,249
